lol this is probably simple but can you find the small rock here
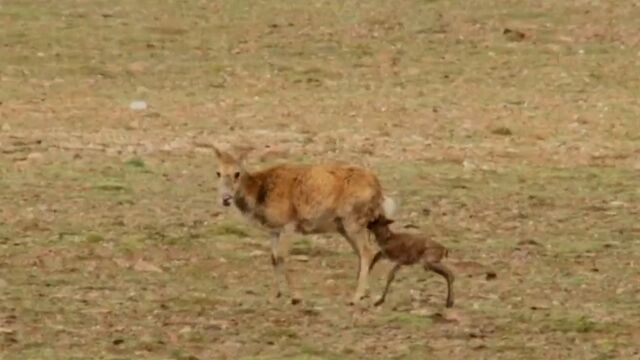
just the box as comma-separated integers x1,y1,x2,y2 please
27,152,44,162
1,123,10,131
291,255,310,262
206,320,229,331
299,307,321,317
463,159,477,170
470,338,487,350
112,338,125,346
112,258,129,268
529,302,550,310
0,327,16,334
127,61,148,74
133,259,163,273
485,271,497,280
453,261,488,277
126,120,140,130
503,28,526,42
249,250,266,257
491,126,513,136
609,201,626,208
129,100,148,111
429,310,463,324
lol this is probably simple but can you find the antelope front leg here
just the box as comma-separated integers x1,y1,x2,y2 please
347,227,377,305
270,228,301,305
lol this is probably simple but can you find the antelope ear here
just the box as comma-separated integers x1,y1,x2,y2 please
212,145,223,159
231,145,254,163
383,218,395,226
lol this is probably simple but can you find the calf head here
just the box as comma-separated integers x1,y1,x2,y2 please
367,215,395,240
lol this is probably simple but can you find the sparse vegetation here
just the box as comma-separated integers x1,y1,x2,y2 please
210,222,251,238
1,0,639,359
125,157,148,170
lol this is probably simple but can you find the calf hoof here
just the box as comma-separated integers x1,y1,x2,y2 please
446,299,454,308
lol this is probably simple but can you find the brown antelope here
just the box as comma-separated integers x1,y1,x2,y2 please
367,215,455,308
212,145,395,305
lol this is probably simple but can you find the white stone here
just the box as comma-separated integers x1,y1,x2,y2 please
129,100,148,111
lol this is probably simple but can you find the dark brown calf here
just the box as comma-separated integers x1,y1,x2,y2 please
367,216,455,308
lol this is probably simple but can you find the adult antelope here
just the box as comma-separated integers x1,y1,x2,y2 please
213,146,395,305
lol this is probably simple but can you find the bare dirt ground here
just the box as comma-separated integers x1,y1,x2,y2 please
1,1,639,359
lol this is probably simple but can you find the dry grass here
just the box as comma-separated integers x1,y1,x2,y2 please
1,0,639,359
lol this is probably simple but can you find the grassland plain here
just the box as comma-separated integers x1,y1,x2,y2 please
1,0,639,359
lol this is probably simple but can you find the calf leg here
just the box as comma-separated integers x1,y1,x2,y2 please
374,264,401,306
425,262,455,308
368,250,385,272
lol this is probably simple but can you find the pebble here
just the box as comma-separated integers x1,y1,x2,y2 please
27,152,44,161
129,100,148,111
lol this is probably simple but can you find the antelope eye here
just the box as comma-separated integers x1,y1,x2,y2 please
234,172,240,179
216,171,221,178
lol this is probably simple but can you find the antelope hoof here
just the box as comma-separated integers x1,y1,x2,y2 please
348,295,366,306
291,297,302,306
374,298,385,307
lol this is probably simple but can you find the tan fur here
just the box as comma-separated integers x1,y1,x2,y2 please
213,146,393,304
367,216,455,308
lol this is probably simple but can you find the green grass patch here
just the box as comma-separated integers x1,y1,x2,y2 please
209,223,251,238
93,181,129,192
382,312,433,329
124,157,148,170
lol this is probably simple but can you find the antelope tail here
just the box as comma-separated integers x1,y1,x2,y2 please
382,195,397,217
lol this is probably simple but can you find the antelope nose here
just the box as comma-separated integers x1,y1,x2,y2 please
222,195,233,207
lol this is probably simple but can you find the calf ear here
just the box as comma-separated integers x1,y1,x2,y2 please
383,218,395,226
